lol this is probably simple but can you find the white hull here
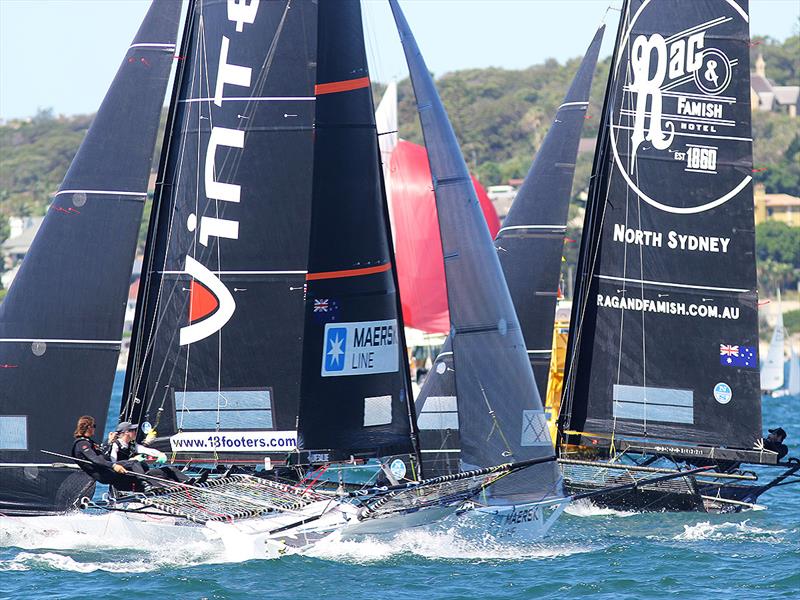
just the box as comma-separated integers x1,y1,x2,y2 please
458,499,568,542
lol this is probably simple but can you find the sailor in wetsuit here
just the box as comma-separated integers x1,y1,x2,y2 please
762,427,789,461
71,415,147,492
107,422,196,484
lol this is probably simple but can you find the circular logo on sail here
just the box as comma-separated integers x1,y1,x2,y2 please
608,0,752,214
390,459,407,480
713,382,732,404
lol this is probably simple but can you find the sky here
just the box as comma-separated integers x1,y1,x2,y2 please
0,0,798,120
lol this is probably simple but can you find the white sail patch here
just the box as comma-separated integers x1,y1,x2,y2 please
321,320,399,377
613,384,694,424
521,410,551,447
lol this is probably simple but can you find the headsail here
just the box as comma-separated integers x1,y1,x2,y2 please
297,0,417,462
415,28,604,477
562,0,761,452
390,0,560,503
761,291,785,392
0,0,180,515
123,0,317,461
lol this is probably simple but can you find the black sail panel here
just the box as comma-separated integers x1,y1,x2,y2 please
0,0,180,515
497,27,604,400
414,28,602,481
297,0,414,459
562,0,760,451
391,0,560,504
124,0,316,461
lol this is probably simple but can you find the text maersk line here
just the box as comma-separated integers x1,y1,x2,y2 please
170,431,297,452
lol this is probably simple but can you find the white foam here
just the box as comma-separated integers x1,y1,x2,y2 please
674,520,788,543
564,498,636,518
307,527,598,563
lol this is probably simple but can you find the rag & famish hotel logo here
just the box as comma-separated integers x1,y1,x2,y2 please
609,0,752,215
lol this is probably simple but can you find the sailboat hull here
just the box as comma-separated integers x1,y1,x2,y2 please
461,501,566,542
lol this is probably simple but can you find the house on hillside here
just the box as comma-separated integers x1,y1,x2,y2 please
1,216,44,288
754,184,800,226
750,54,799,117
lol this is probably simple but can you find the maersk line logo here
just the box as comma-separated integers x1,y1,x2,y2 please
321,320,399,377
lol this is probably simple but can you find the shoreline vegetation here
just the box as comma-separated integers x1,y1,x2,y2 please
1,31,798,324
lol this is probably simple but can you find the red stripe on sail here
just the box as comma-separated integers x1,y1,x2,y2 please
314,76,370,95
306,262,391,281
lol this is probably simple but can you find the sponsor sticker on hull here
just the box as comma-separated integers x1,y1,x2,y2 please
321,319,399,377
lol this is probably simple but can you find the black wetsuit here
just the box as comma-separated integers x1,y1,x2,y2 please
108,439,190,483
763,438,789,460
71,436,146,492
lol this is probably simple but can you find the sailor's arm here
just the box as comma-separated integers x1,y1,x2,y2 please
74,440,127,474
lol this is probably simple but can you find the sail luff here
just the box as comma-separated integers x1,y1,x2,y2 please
390,0,560,503
0,0,181,515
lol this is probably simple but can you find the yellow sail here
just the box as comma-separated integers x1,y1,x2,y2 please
545,319,570,448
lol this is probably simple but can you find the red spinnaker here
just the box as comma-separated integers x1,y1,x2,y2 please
388,140,500,334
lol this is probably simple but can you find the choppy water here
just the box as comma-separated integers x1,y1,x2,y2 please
1,373,797,600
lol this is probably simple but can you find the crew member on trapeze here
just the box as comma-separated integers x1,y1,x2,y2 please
106,421,205,485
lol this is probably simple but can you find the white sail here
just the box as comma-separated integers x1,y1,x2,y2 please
761,292,785,392
788,347,800,397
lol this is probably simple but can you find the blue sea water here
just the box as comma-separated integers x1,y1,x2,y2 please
1,373,797,600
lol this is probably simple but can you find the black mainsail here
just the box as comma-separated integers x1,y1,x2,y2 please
296,0,417,462
0,0,180,515
391,0,560,504
415,29,604,478
561,0,762,458
123,0,317,462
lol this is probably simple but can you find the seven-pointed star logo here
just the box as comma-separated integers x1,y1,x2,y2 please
327,333,344,366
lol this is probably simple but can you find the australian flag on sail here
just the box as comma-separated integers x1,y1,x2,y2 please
720,344,757,368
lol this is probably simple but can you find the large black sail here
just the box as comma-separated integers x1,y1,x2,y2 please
415,29,603,478
0,0,180,515
124,0,316,462
391,0,560,503
497,26,604,401
562,0,760,452
297,0,416,461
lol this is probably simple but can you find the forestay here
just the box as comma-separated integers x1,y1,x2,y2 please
0,0,181,515
562,0,761,451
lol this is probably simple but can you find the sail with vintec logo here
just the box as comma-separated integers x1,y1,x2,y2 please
561,0,762,455
0,0,181,515
122,0,316,461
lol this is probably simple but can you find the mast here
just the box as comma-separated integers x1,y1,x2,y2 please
561,0,761,453
415,27,605,477
297,0,417,464
0,0,181,515
124,0,317,462
390,0,561,504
